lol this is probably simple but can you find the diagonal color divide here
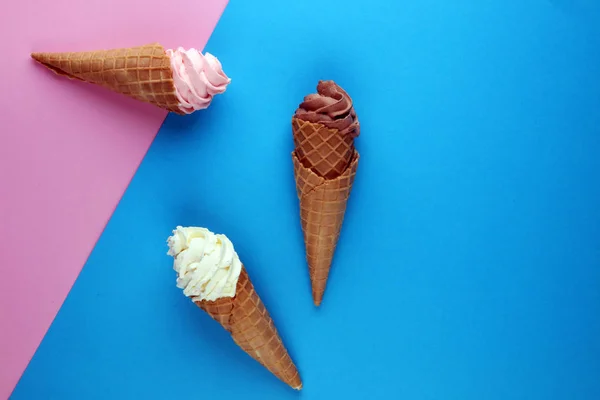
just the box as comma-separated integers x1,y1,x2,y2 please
0,0,228,398
10,1,600,399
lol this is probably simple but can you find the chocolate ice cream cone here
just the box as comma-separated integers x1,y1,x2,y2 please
292,81,360,306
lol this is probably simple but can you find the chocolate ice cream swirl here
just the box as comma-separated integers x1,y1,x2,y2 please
295,81,360,138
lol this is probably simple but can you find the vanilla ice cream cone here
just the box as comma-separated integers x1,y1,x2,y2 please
167,226,301,389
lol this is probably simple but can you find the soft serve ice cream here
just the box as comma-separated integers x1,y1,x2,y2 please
166,48,231,114
167,226,242,302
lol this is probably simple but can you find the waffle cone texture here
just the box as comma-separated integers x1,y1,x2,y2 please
292,118,359,306
195,267,302,390
31,43,183,114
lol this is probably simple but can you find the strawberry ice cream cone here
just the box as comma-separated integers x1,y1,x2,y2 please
31,42,230,114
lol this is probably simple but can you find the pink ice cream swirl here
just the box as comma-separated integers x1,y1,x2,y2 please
166,47,231,114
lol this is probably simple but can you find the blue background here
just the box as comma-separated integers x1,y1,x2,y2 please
12,1,600,399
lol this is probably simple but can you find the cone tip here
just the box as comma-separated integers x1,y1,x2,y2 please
30,52,51,65
293,382,303,390
312,294,323,307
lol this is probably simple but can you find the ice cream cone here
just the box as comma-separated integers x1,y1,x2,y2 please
31,43,183,114
292,145,359,306
196,267,302,390
291,81,360,306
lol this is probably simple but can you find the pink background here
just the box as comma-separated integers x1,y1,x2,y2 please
0,0,227,397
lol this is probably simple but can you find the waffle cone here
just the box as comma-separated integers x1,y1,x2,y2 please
292,150,359,306
31,43,183,114
195,267,302,390
292,118,355,180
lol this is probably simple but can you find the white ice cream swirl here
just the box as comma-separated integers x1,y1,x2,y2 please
167,226,242,302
